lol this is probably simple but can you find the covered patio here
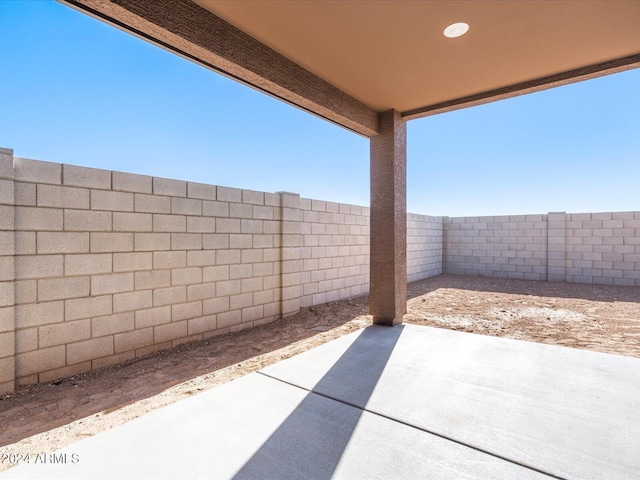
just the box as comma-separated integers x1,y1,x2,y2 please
4,1,640,478
58,0,640,325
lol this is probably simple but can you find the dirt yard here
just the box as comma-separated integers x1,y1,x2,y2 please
1,274,639,470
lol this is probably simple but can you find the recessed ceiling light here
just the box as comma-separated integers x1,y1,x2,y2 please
444,22,469,38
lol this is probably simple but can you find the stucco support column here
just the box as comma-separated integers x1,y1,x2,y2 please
370,110,407,325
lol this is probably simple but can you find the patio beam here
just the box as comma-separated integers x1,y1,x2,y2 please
59,0,379,137
369,110,407,326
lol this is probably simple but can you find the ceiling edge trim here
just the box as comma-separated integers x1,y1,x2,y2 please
402,53,640,121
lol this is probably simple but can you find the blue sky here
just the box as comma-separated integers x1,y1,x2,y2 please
1,0,639,217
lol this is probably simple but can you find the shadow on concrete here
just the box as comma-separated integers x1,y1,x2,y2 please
232,325,403,480
410,274,640,304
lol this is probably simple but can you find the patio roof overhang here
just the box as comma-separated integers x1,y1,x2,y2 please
59,0,640,137
58,0,640,324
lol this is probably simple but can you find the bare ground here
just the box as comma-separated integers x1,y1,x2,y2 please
1,274,639,470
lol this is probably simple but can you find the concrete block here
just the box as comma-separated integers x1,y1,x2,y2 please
0,258,13,283
203,296,230,315
15,206,63,231
92,312,135,337
230,203,253,219
153,285,186,306
16,345,66,377
203,233,230,250
242,305,263,322
113,290,153,313
65,253,112,275
217,186,242,203
39,319,91,348
202,265,229,282
37,184,88,209
153,214,186,232
203,200,229,217
0,231,12,255
230,234,252,249
153,251,186,269
187,182,216,200
91,189,134,212
253,234,274,248
135,305,171,328
12,181,34,206
612,212,635,220
171,233,202,250
92,351,135,370
241,277,263,293
172,197,202,216
91,232,133,252
13,231,35,255
217,310,241,329
187,282,216,301
188,315,216,335
153,177,186,197
91,272,134,295
216,249,241,265
113,252,152,272
113,212,152,232
186,250,217,267
15,254,63,279
0,149,13,180
171,267,202,285
241,219,263,234
63,164,111,189
216,279,242,296
215,218,240,233
187,216,216,233
114,327,153,353
134,232,170,251
67,336,114,364
135,270,171,290
65,295,112,321
14,158,61,184
241,189,264,205
0,281,15,307
113,171,152,193
15,327,37,353
253,205,274,220
38,276,90,301
263,220,281,234
154,320,187,344
37,232,88,254
64,209,111,231
135,193,171,213
172,301,202,321
230,264,252,279
253,289,274,306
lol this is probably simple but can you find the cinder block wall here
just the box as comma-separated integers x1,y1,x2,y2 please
443,212,640,285
0,153,442,392
0,148,15,394
298,198,370,307
565,212,640,286
407,213,443,282
444,214,548,280
2,150,637,393
9,156,290,387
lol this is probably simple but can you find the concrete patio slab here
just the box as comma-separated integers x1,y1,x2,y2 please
2,324,638,479
262,324,640,480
